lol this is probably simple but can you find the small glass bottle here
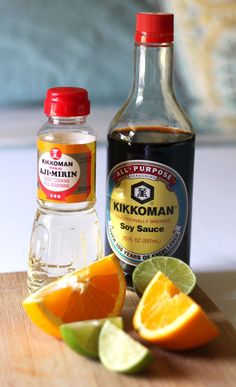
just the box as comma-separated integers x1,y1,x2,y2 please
28,87,103,293
105,13,195,288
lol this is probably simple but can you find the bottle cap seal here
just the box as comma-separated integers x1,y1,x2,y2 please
135,13,174,44
44,87,90,117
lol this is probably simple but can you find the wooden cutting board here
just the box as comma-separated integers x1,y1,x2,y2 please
0,272,235,387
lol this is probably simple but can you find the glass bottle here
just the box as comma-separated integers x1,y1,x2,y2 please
28,87,103,293
105,13,195,288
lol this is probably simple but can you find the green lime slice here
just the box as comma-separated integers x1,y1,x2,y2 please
99,321,153,374
132,256,196,296
60,317,123,358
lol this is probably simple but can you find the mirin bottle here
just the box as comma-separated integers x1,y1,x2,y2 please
28,87,103,293
106,13,195,287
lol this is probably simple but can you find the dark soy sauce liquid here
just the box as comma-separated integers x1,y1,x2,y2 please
105,126,195,288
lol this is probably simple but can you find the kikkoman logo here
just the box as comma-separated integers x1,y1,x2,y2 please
131,181,154,204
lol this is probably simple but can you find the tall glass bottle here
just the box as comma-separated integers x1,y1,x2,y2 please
106,13,195,288
28,87,103,293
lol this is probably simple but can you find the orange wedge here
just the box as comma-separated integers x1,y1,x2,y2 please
23,254,126,338
133,271,219,350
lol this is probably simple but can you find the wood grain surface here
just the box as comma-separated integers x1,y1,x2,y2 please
0,272,235,387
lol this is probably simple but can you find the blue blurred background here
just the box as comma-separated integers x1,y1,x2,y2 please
0,0,235,136
0,0,153,107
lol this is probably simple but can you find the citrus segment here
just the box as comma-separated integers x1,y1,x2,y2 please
132,256,196,296
99,321,153,374
60,317,123,358
22,254,126,338
133,271,219,350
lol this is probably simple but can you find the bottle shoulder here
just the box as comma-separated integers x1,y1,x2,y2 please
38,121,96,144
37,200,97,212
109,95,194,137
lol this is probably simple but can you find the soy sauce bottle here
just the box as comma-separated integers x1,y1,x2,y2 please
105,13,195,288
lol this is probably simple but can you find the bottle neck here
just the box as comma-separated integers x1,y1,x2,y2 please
131,43,173,104
48,116,87,125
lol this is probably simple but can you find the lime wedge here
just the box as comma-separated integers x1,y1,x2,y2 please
60,317,123,358
132,256,196,296
99,321,153,374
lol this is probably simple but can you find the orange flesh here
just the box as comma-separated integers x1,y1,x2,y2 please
133,271,220,350
23,255,126,338
43,260,123,320
142,293,193,330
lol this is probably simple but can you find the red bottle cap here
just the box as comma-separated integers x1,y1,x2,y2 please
135,13,174,44
44,87,90,117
